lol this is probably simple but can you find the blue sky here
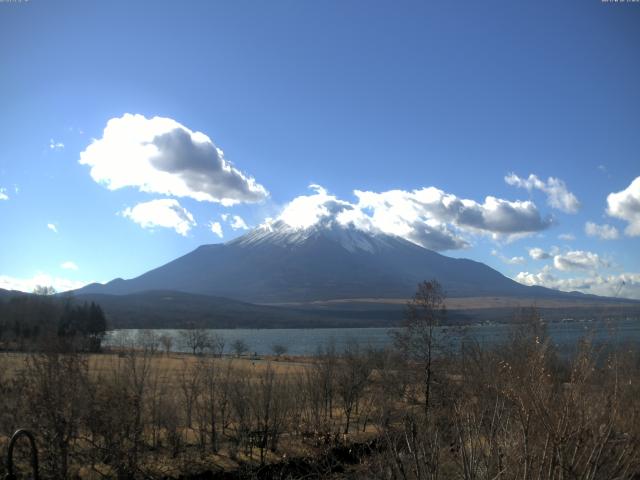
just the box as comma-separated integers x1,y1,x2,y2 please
0,0,639,298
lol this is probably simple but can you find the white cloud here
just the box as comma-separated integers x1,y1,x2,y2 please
491,250,526,265
528,247,552,260
515,269,640,300
229,215,249,230
121,199,196,236
505,173,580,213
60,261,79,271
553,250,608,271
221,213,249,230
270,185,551,251
558,233,575,241
278,185,351,230
209,221,223,238
47,223,58,233
49,139,64,150
515,266,557,288
0,273,91,293
355,188,552,238
585,221,619,240
606,176,640,236
0,188,8,201
80,113,268,206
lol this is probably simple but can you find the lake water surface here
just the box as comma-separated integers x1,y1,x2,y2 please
107,318,640,356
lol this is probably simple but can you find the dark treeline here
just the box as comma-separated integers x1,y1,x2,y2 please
0,288,107,352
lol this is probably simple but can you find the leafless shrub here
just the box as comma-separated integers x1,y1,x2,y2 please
158,333,173,355
21,351,90,479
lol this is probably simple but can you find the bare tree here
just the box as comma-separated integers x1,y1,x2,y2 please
229,369,252,457
179,327,212,355
315,340,338,425
231,338,249,357
392,279,445,419
32,285,57,296
136,329,160,354
271,343,288,358
112,329,134,352
178,360,202,429
335,341,372,434
159,333,173,355
195,356,222,452
208,333,226,357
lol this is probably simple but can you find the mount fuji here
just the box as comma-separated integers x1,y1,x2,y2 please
77,219,576,303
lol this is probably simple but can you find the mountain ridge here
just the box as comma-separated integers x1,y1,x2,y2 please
75,220,610,304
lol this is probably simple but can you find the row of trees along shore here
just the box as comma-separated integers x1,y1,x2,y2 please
0,280,638,479
0,286,107,352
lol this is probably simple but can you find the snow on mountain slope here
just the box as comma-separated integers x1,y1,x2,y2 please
230,219,402,254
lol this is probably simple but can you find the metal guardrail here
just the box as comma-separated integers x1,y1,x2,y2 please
4,429,38,480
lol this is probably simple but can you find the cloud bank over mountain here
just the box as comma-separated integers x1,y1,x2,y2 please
267,184,552,251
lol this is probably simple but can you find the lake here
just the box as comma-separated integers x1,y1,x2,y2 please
106,318,640,356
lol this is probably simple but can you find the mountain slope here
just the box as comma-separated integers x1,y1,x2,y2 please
76,221,584,303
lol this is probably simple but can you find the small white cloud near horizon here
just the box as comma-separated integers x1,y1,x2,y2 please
505,173,580,214
0,188,8,201
80,113,269,206
121,199,196,236
558,233,575,241
585,221,619,240
606,176,640,236
47,223,58,233
0,273,91,294
553,250,608,271
60,261,79,271
515,269,640,300
209,221,224,238
49,139,64,150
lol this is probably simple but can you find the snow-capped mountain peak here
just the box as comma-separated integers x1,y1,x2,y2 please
229,219,402,253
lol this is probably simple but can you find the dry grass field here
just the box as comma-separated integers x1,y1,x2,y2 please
1,311,639,479
0,348,381,479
